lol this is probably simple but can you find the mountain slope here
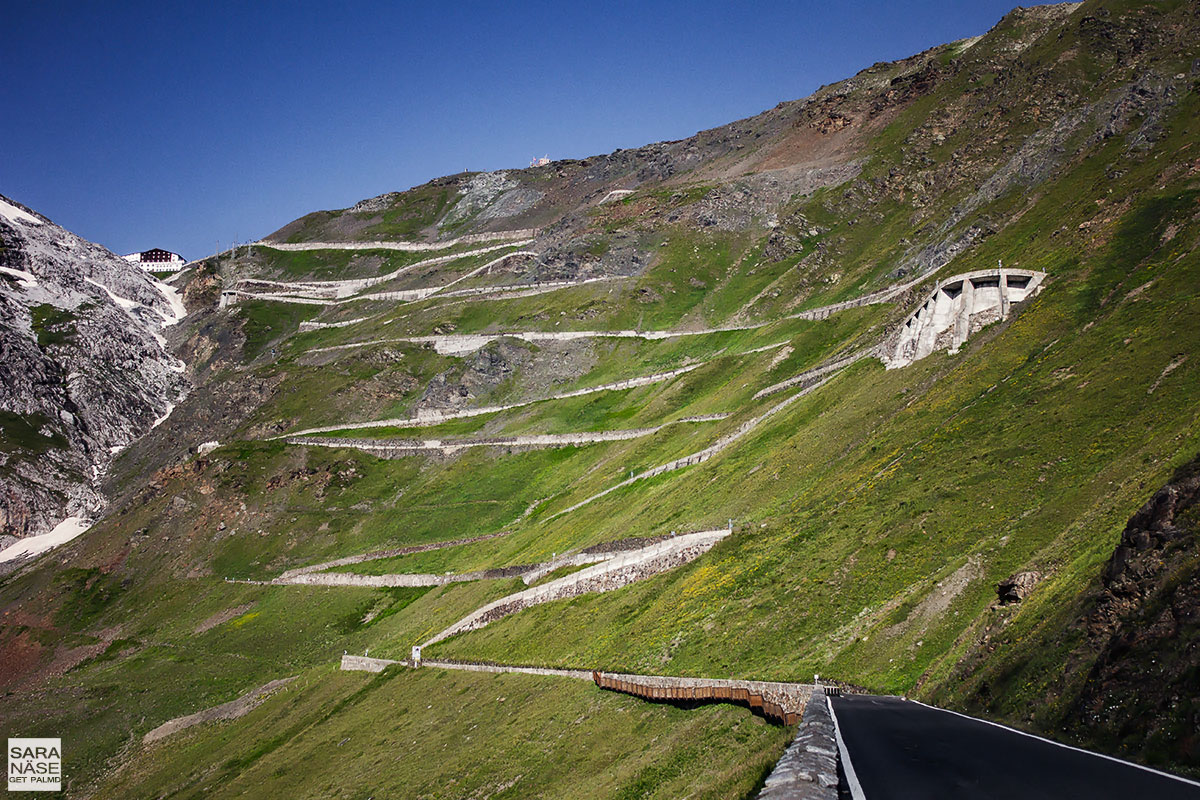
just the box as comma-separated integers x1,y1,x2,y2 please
2,1,1199,795
0,195,188,561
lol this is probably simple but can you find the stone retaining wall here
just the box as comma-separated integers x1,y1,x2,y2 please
423,659,593,681
275,531,510,582
277,364,702,437
756,694,839,798
370,267,939,356
284,415,727,457
276,563,532,588
340,655,396,673
298,316,368,331
434,275,620,300
235,244,519,298
258,229,538,252
273,530,705,590
143,677,297,743
339,654,590,682
422,529,730,646
753,348,878,400
550,375,835,519
229,246,535,306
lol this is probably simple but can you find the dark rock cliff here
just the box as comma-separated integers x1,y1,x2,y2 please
1063,455,1200,769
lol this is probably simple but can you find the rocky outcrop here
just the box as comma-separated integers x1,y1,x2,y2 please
0,194,188,542
996,571,1042,605
418,338,534,413
439,172,544,227
1060,455,1200,768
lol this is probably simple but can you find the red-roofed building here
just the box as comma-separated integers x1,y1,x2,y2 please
123,248,186,272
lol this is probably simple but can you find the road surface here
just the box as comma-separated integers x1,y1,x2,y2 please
830,694,1200,799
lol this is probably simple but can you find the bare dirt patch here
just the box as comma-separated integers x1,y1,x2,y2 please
194,603,254,635
143,676,297,744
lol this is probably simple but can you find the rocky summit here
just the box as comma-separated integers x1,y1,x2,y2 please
0,195,187,561
2,1,1199,797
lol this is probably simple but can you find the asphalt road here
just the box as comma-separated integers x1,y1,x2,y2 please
829,694,1200,799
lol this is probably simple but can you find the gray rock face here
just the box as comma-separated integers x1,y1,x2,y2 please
0,194,189,540
417,339,533,413
440,172,544,229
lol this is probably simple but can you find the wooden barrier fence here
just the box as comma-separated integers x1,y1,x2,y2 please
592,671,810,726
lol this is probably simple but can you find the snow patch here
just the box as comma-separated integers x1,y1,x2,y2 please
197,440,220,455
0,197,42,226
0,266,39,288
151,277,188,325
0,517,91,565
151,402,176,429
85,278,140,311
599,189,634,204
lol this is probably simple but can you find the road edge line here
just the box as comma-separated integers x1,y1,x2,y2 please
908,699,1200,788
826,694,867,800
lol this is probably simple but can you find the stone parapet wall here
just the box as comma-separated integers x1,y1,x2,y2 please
143,677,297,743
275,531,509,582
272,529,732,591
551,375,835,519
756,695,839,798
278,364,702,437
277,561,532,588
298,316,368,331
423,529,730,646
423,659,593,681
284,415,727,458
340,655,398,672
434,275,619,300
258,229,539,252
753,348,878,400
227,244,534,307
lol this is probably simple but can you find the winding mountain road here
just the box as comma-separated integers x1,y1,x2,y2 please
830,695,1200,800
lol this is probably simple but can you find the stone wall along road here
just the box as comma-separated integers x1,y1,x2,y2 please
284,415,728,457
274,531,510,583
757,694,839,799
421,529,731,646
276,364,704,438
257,228,538,252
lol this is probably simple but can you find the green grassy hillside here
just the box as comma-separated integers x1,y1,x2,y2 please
3,1,1200,795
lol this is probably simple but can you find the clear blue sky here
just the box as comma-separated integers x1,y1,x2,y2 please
1,0,1027,259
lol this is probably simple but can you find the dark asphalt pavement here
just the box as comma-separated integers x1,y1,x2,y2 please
829,694,1200,799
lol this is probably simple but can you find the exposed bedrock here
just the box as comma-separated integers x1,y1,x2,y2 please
0,195,189,540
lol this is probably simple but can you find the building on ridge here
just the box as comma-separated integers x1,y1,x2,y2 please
123,248,186,272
